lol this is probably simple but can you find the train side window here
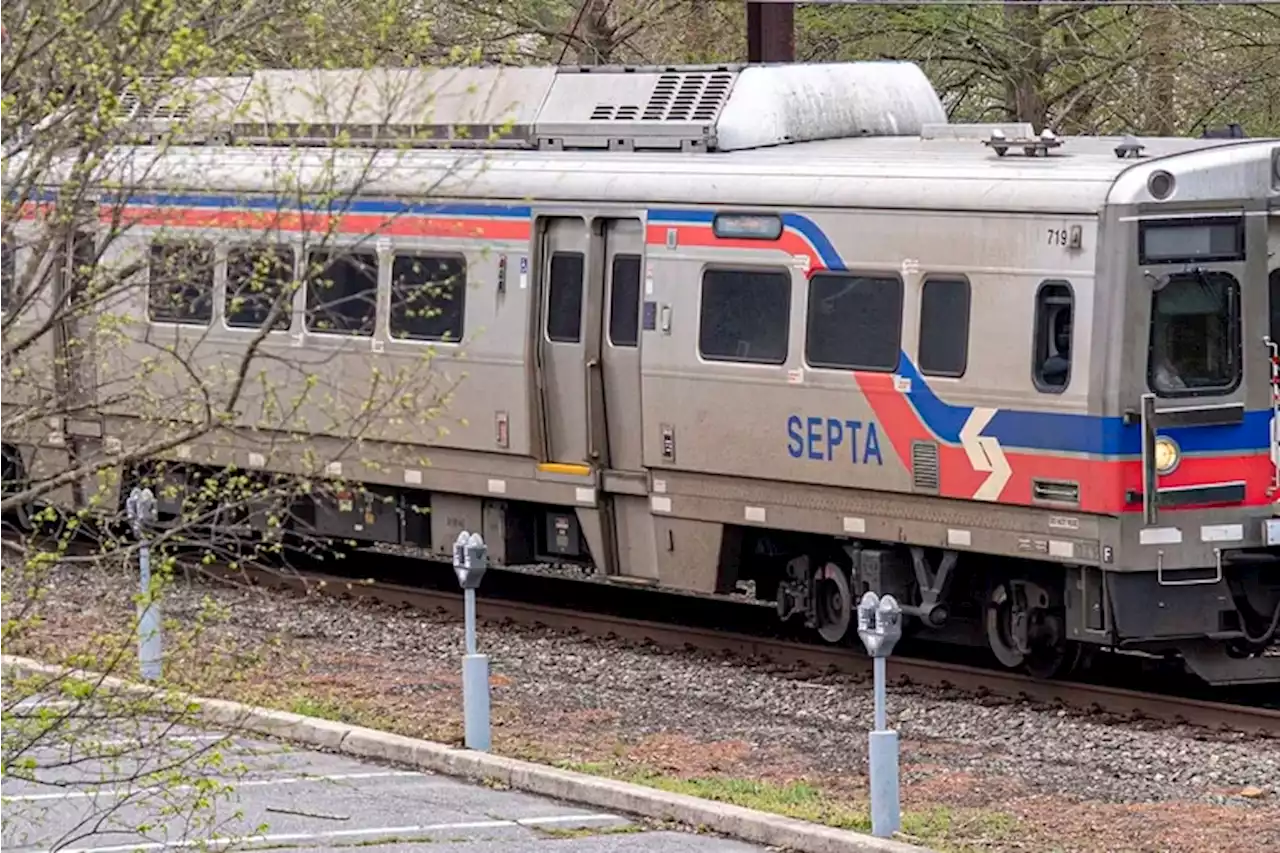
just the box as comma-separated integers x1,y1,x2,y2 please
546,252,584,343
805,272,901,371
390,253,466,342
699,267,790,364
1033,281,1073,393
607,254,642,347
147,239,215,325
71,231,96,292
918,276,970,377
226,246,295,330
304,250,378,336
2,234,13,312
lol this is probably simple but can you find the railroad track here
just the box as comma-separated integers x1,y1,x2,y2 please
218,562,1280,739
8,529,1275,736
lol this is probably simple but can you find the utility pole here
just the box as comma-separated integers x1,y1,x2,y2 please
746,1,795,63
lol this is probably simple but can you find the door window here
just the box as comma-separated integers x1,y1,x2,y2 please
1148,270,1240,396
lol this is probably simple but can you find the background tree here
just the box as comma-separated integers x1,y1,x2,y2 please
2,2,496,848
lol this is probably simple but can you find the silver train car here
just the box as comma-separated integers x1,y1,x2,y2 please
5,62,1279,685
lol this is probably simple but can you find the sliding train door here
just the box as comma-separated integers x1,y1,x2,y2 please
533,215,654,578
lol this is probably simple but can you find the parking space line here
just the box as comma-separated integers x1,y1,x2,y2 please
518,813,627,826
54,814,624,853
94,734,230,748
3,770,427,803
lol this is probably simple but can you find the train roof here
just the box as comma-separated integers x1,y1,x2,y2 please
10,62,1279,216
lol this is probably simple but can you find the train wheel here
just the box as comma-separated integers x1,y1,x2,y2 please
985,581,1081,679
813,561,852,643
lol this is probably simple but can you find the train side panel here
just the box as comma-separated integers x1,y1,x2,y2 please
638,207,1108,512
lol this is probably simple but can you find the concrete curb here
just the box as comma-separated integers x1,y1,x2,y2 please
3,654,937,853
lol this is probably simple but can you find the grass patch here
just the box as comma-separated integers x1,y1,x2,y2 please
279,691,394,730
288,695,355,722
554,760,1018,852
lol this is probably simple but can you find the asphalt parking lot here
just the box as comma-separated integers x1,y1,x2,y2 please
1,697,772,853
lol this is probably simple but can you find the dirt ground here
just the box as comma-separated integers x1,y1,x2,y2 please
7,565,1278,853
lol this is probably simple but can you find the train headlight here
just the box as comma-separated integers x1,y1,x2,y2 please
1154,436,1181,475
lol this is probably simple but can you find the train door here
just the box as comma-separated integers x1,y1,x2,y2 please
534,215,654,578
536,216,648,473
1269,209,1280,479
1129,214,1258,533
597,218,659,580
537,218,593,467
599,219,645,474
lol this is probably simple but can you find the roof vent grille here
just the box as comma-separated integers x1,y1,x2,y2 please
589,104,641,121
643,72,733,122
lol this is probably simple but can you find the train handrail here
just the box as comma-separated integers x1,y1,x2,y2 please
1140,392,1158,525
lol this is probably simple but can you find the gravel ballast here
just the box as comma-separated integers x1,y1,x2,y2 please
8,560,1279,853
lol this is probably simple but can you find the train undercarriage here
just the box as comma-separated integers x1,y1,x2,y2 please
4,449,1278,688
746,537,1087,678
745,530,1280,686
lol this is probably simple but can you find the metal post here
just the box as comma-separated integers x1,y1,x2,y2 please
454,531,491,752
873,656,887,732
126,487,161,681
464,587,477,656
857,592,903,839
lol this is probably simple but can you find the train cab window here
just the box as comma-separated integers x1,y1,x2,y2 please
805,272,901,371
225,246,295,330
389,253,466,342
546,252,585,343
304,250,378,336
699,268,790,364
918,276,970,377
147,239,215,325
607,254,642,348
1032,281,1073,392
1148,270,1240,396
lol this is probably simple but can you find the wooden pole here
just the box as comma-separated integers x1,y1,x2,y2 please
746,2,795,63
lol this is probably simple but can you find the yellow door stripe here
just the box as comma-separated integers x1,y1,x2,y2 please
538,462,592,476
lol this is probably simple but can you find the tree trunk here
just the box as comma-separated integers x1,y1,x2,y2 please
1144,2,1177,135
576,0,615,65
1003,0,1048,129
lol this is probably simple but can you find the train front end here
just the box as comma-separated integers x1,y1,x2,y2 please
1101,139,1280,685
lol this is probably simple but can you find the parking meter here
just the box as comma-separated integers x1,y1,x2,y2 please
126,486,161,680
856,591,903,659
126,486,157,537
453,530,489,590
452,530,491,751
855,590,903,838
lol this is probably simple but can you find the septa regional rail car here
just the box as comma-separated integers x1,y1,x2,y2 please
4,62,1278,685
